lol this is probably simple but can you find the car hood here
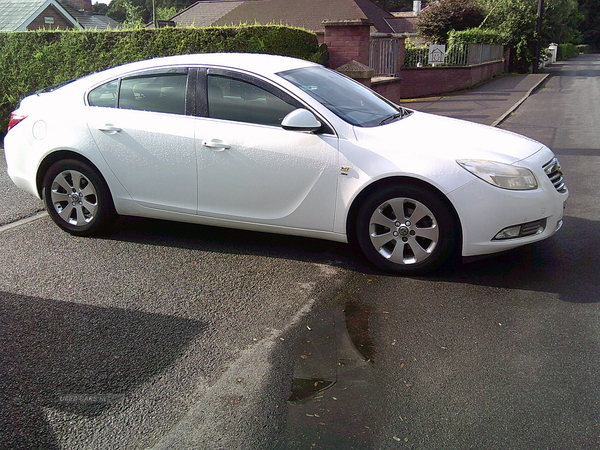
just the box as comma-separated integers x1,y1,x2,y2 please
353,110,544,164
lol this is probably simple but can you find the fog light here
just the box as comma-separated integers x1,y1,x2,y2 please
493,219,546,240
494,225,522,240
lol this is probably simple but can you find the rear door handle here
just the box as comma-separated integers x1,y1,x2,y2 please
202,139,230,151
98,124,121,134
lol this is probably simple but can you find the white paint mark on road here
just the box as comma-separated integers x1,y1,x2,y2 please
0,211,47,234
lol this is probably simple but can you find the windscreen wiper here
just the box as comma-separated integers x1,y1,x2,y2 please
379,108,412,126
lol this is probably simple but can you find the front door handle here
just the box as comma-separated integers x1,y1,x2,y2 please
202,139,230,151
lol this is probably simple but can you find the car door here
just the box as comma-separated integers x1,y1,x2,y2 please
86,68,198,214
194,69,339,231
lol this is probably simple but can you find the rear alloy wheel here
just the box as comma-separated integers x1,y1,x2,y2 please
355,185,458,275
42,159,116,236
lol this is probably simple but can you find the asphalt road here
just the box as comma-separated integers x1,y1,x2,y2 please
277,55,600,449
1,54,599,450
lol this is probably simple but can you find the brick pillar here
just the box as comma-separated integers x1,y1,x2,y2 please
396,35,406,76
323,19,373,69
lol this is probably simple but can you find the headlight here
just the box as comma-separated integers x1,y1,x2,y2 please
457,159,538,190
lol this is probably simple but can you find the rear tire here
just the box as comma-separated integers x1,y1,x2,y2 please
42,159,116,236
355,185,458,275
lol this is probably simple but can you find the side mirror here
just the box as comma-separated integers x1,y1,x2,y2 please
281,108,322,132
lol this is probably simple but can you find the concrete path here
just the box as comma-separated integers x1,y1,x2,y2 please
401,73,549,126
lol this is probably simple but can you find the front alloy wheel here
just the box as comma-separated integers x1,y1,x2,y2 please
355,185,457,274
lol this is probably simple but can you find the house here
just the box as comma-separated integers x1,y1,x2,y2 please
0,0,119,32
169,0,409,42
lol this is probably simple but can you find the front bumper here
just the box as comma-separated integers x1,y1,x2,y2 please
449,147,568,257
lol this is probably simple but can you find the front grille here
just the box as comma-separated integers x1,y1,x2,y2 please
543,158,567,193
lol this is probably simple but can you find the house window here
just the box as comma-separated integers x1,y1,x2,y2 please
44,17,55,24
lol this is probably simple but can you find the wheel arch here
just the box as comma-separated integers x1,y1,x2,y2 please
36,150,105,198
346,176,463,251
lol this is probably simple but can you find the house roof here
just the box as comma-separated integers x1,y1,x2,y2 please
215,0,397,33
0,0,117,31
0,0,79,31
170,1,246,28
386,16,419,35
59,1,120,30
173,0,404,34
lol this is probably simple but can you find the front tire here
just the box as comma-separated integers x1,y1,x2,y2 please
355,185,458,275
42,159,116,236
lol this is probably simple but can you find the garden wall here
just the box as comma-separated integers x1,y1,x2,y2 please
396,60,506,99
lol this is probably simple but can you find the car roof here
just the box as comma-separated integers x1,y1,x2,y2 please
79,53,319,87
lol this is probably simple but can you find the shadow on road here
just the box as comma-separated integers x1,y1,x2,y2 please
99,215,366,272
433,215,600,304
0,292,206,449
99,213,597,305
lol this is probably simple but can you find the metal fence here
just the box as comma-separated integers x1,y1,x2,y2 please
403,43,504,68
369,37,399,76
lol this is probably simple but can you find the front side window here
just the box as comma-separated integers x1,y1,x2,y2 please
278,66,408,127
88,68,188,115
207,75,297,126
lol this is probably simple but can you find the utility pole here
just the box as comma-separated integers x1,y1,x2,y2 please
152,0,157,28
533,0,545,73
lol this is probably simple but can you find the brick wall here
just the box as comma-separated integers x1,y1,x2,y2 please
322,20,507,102
397,61,505,99
371,78,403,103
27,5,75,30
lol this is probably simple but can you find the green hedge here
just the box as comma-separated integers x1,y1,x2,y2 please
0,25,323,133
448,28,509,46
558,43,579,60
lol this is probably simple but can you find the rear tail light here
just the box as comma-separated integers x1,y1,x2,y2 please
7,113,28,132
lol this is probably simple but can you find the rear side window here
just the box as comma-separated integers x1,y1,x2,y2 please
88,68,188,115
88,80,118,108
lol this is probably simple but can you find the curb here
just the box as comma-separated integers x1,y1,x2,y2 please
491,73,549,127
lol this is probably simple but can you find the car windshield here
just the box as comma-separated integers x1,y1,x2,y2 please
278,66,408,127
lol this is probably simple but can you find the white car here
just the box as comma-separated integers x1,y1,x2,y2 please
4,53,567,274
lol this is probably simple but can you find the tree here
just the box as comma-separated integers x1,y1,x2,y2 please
478,0,537,71
478,0,583,71
578,0,600,48
544,0,583,44
156,7,181,21
107,0,196,24
92,2,109,15
416,0,485,43
122,0,146,27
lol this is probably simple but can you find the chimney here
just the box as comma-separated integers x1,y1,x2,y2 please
413,0,422,16
69,0,93,12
